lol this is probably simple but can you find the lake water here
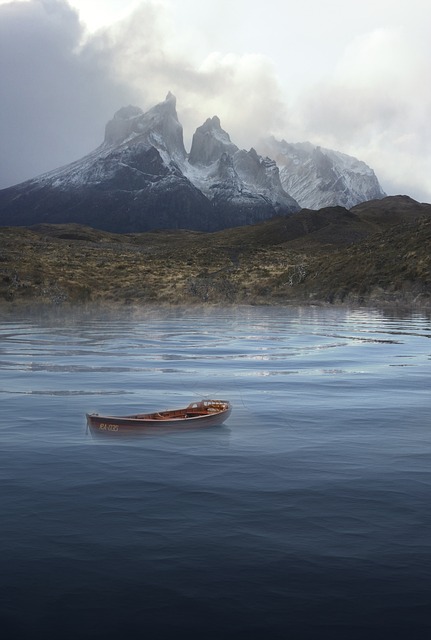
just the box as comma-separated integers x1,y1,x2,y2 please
1,305,430,639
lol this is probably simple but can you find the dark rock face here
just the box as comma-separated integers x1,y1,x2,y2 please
189,116,238,165
205,153,277,227
0,176,213,233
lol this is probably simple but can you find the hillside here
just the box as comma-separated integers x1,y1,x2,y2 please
0,196,430,310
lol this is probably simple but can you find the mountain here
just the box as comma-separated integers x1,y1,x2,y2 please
258,138,386,209
0,94,386,233
0,94,299,233
0,94,215,233
185,115,299,225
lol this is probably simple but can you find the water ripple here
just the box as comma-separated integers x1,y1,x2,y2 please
1,307,430,637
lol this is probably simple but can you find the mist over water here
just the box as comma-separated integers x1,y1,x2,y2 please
1,306,430,639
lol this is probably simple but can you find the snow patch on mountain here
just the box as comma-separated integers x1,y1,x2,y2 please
104,92,186,164
258,138,386,209
31,93,186,190
184,117,298,213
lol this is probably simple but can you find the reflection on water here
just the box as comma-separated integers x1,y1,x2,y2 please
0,306,430,639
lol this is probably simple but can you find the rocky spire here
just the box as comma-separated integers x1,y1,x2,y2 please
188,116,238,165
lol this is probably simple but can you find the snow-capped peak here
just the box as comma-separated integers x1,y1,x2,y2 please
104,92,186,162
257,137,386,209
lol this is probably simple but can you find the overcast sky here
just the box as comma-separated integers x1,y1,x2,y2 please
1,0,430,202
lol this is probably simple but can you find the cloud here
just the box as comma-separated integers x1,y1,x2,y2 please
83,4,289,150
0,0,138,187
0,0,288,188
290,27,431,200
1,1,430,203
188,52,289,149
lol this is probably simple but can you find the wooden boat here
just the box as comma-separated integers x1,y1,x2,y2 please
86,399,231,433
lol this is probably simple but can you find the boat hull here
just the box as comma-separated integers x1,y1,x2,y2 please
86,400,231,434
